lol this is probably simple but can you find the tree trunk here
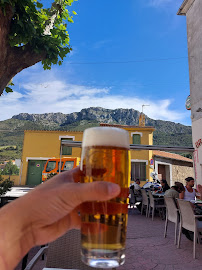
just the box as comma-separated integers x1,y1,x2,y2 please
0,1,63,96
0,5,46,96
0,45,46,96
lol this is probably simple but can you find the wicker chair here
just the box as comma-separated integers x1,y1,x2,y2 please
25,229,116,270
129,189,136,208
148,190,165,220
177,199,202,259
164,197,179,245
140,189,149,217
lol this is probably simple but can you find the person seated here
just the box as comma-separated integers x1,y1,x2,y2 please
130,179,142,212
164,182,185,199
179,177,196,201
160,179,170,192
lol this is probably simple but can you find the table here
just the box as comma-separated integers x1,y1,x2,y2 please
0,187,33,270
0,187,33,207
190,199,202,204
152,192,165,197
43,268,79,270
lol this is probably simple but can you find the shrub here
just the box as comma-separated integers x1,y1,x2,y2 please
0,175,14,196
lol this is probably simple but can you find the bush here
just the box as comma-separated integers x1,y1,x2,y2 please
0,175,14,196
2,161,19,175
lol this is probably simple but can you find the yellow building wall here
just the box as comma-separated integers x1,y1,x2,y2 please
20,126,155,185
125,127,155,183
21,130,83,185
1,175,20,186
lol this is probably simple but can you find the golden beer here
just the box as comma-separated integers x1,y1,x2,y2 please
80,127,130,268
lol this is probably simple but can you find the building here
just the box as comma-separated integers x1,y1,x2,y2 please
20,122,194,186
100,123,155,183
153,150,194,187
20,123,155,186
178,0,202,185
20,130,83,185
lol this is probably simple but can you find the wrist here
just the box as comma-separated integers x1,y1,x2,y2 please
0,198,33,270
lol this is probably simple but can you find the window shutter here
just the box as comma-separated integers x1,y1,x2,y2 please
133,134,141,144
61,138,72,155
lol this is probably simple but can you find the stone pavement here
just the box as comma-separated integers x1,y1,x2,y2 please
15,207,202,270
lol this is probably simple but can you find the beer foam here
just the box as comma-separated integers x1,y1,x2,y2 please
82,127,129,148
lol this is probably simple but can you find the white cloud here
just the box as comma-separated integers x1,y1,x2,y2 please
149,0,173,7
147,0,182,11
0,77,188,124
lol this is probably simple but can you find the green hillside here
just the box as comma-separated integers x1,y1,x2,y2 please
0,109,193,162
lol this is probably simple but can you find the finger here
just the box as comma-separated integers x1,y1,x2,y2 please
59,181,121,209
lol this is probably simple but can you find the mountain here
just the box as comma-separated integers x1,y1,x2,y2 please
0,107,192,161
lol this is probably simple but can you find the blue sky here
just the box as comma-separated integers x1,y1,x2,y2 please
0,0,191,125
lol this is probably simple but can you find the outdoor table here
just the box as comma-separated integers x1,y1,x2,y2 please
190,199,202,204
0,187,33,207
0,187,33,270
152,192,165,197
43,268,79,270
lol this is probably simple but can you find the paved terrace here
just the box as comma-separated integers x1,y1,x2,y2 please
16,207,202,270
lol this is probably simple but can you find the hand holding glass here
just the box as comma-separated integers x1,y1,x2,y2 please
80,127,130,268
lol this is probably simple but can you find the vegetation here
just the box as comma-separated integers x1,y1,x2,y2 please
0,0,76,95
0,109,193,161
0,175,14,196
1,161,19,175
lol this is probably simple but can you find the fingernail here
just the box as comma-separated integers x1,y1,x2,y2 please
108,183,120,195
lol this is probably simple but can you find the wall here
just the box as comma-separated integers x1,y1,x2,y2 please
172,164,194,186
21,130,83,185
154,157,193,187
127,128,154,181
21,127,155,185
186,0,202,184
1,175,20,186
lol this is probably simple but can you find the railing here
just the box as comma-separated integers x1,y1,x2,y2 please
61,141,195,153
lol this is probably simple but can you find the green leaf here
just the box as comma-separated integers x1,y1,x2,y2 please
5,87,13,93
72,10,77,15
36,2,43,8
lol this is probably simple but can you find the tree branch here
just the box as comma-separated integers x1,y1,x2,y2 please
0,45,46,96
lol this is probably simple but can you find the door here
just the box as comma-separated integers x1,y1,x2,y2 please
158,164,166,180
26,160,47,186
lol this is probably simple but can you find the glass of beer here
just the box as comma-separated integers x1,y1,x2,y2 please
80,127,130,268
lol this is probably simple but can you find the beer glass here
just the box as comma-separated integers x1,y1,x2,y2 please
80,127,130,268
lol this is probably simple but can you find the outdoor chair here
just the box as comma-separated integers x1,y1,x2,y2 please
25,229,117,270
148,190,166,221
164,197,179,245
140,189,149,217
129,188,136,209
177,199,202,259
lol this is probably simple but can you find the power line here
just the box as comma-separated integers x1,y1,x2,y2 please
68,56,189,65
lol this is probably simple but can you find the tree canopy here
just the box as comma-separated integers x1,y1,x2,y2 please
0,0,76,95
1,161,19,175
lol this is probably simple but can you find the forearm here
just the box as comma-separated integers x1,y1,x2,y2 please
0,198,33,270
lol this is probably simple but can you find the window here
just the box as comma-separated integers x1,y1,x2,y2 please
61,138,72,155
131,162,146,181
133,134,141,144
46,161,56,172
63,161,75,171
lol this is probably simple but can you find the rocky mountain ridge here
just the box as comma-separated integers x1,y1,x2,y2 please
12,107,191,135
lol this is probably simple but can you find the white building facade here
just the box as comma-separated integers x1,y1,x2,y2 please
178,0,202,185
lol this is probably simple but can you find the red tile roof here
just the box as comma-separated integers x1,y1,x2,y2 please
100,123,155,129
153,150,193,163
